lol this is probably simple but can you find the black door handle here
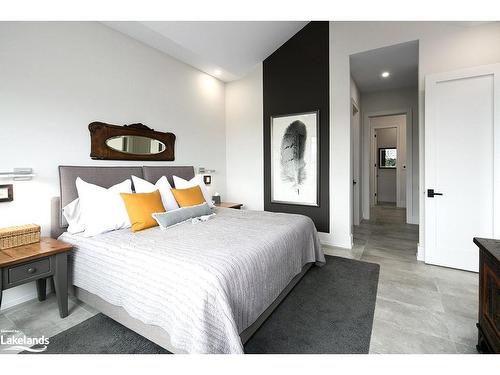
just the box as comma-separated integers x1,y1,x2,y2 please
427,189,444,198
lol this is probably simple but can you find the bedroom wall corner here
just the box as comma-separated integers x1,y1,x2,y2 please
225,64,264,210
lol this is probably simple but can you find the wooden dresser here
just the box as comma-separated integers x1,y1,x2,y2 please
473,237,500,353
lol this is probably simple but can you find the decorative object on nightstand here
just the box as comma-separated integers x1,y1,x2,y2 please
473,237,499,353
215,202,243,209
0,224,40,250
0,237,72,318
212,192,221,205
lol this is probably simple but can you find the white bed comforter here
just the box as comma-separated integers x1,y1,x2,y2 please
59,208,325,354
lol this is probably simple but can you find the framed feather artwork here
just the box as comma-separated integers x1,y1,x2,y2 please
271,111,319,206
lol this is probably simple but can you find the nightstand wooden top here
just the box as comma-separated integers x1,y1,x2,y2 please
0,237,72,268
215,202,243,209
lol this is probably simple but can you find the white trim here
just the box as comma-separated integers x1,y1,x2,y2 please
318,232,334,247
417,244,425,261
0,282,51,311
0,291,37,311
351,98,361,227
318,232,353,249
363,108,413,223
370,122,401,206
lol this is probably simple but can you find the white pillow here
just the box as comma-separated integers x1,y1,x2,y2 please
76,177,132,237
131,175,179,211
62,198,85,234
173,175,214,208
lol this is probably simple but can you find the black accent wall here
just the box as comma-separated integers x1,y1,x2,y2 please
263,21,330,232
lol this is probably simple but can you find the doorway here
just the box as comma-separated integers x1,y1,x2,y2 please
374,126,397,206
349,40,418,260
349,40,418,229
370,114,407,209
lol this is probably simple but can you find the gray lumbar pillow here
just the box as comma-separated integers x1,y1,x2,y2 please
152,202,213,229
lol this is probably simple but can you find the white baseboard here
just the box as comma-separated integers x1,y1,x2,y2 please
0,282,51,311
0,289,37,311
318,232,353,249
417,244,425,261
407,212,419,225
318,232,335,247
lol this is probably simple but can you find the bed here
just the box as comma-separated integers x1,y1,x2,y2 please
52,165,325,354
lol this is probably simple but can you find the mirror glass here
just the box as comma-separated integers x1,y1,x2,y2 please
379,148,397,168
105,136,165,155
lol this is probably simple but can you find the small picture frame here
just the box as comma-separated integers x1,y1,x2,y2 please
0,184,13,202
378,147,397,169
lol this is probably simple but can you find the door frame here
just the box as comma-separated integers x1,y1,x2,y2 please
351,98,361,226
371,123,400,206
363,108,414,223
424,63,500,268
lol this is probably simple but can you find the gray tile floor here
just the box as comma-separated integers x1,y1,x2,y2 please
0,205,479,354
0,295,98,354
324,204,479,354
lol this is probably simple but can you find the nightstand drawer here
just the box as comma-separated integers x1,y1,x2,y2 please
7,258,51,284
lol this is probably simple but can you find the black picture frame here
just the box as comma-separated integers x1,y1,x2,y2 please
378,147,397,169
0,184,13,202
270,110,320,207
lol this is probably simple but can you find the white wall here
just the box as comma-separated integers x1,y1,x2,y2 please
330,21,500,251
0,22,226,310
376,126,397,148
225,65,264,210
361,88,417,220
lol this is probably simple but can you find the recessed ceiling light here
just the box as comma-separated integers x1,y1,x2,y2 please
214,69,222,77
381,71,390,78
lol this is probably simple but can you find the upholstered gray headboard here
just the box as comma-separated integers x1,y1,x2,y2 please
53,165,195,237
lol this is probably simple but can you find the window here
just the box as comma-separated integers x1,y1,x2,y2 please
379,148,397,169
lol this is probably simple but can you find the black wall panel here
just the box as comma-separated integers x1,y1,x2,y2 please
263,21,330,232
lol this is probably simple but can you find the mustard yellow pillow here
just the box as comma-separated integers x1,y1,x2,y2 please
171,186,206,207
120,190,165,232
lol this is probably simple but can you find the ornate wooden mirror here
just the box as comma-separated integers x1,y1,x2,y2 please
89,122,176,161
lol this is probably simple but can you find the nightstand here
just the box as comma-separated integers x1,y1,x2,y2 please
215,202,243,209
0,237,72,318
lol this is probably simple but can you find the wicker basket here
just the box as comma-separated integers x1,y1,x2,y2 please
0,224,41,250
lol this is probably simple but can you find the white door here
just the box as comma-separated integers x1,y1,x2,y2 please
425,64,500,272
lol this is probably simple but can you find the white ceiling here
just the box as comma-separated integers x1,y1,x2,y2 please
350,40,419,93
102,21,308,82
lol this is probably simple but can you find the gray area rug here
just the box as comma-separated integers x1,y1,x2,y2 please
25,255,379,354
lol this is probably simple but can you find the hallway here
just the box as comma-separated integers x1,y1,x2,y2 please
324,205,479,353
